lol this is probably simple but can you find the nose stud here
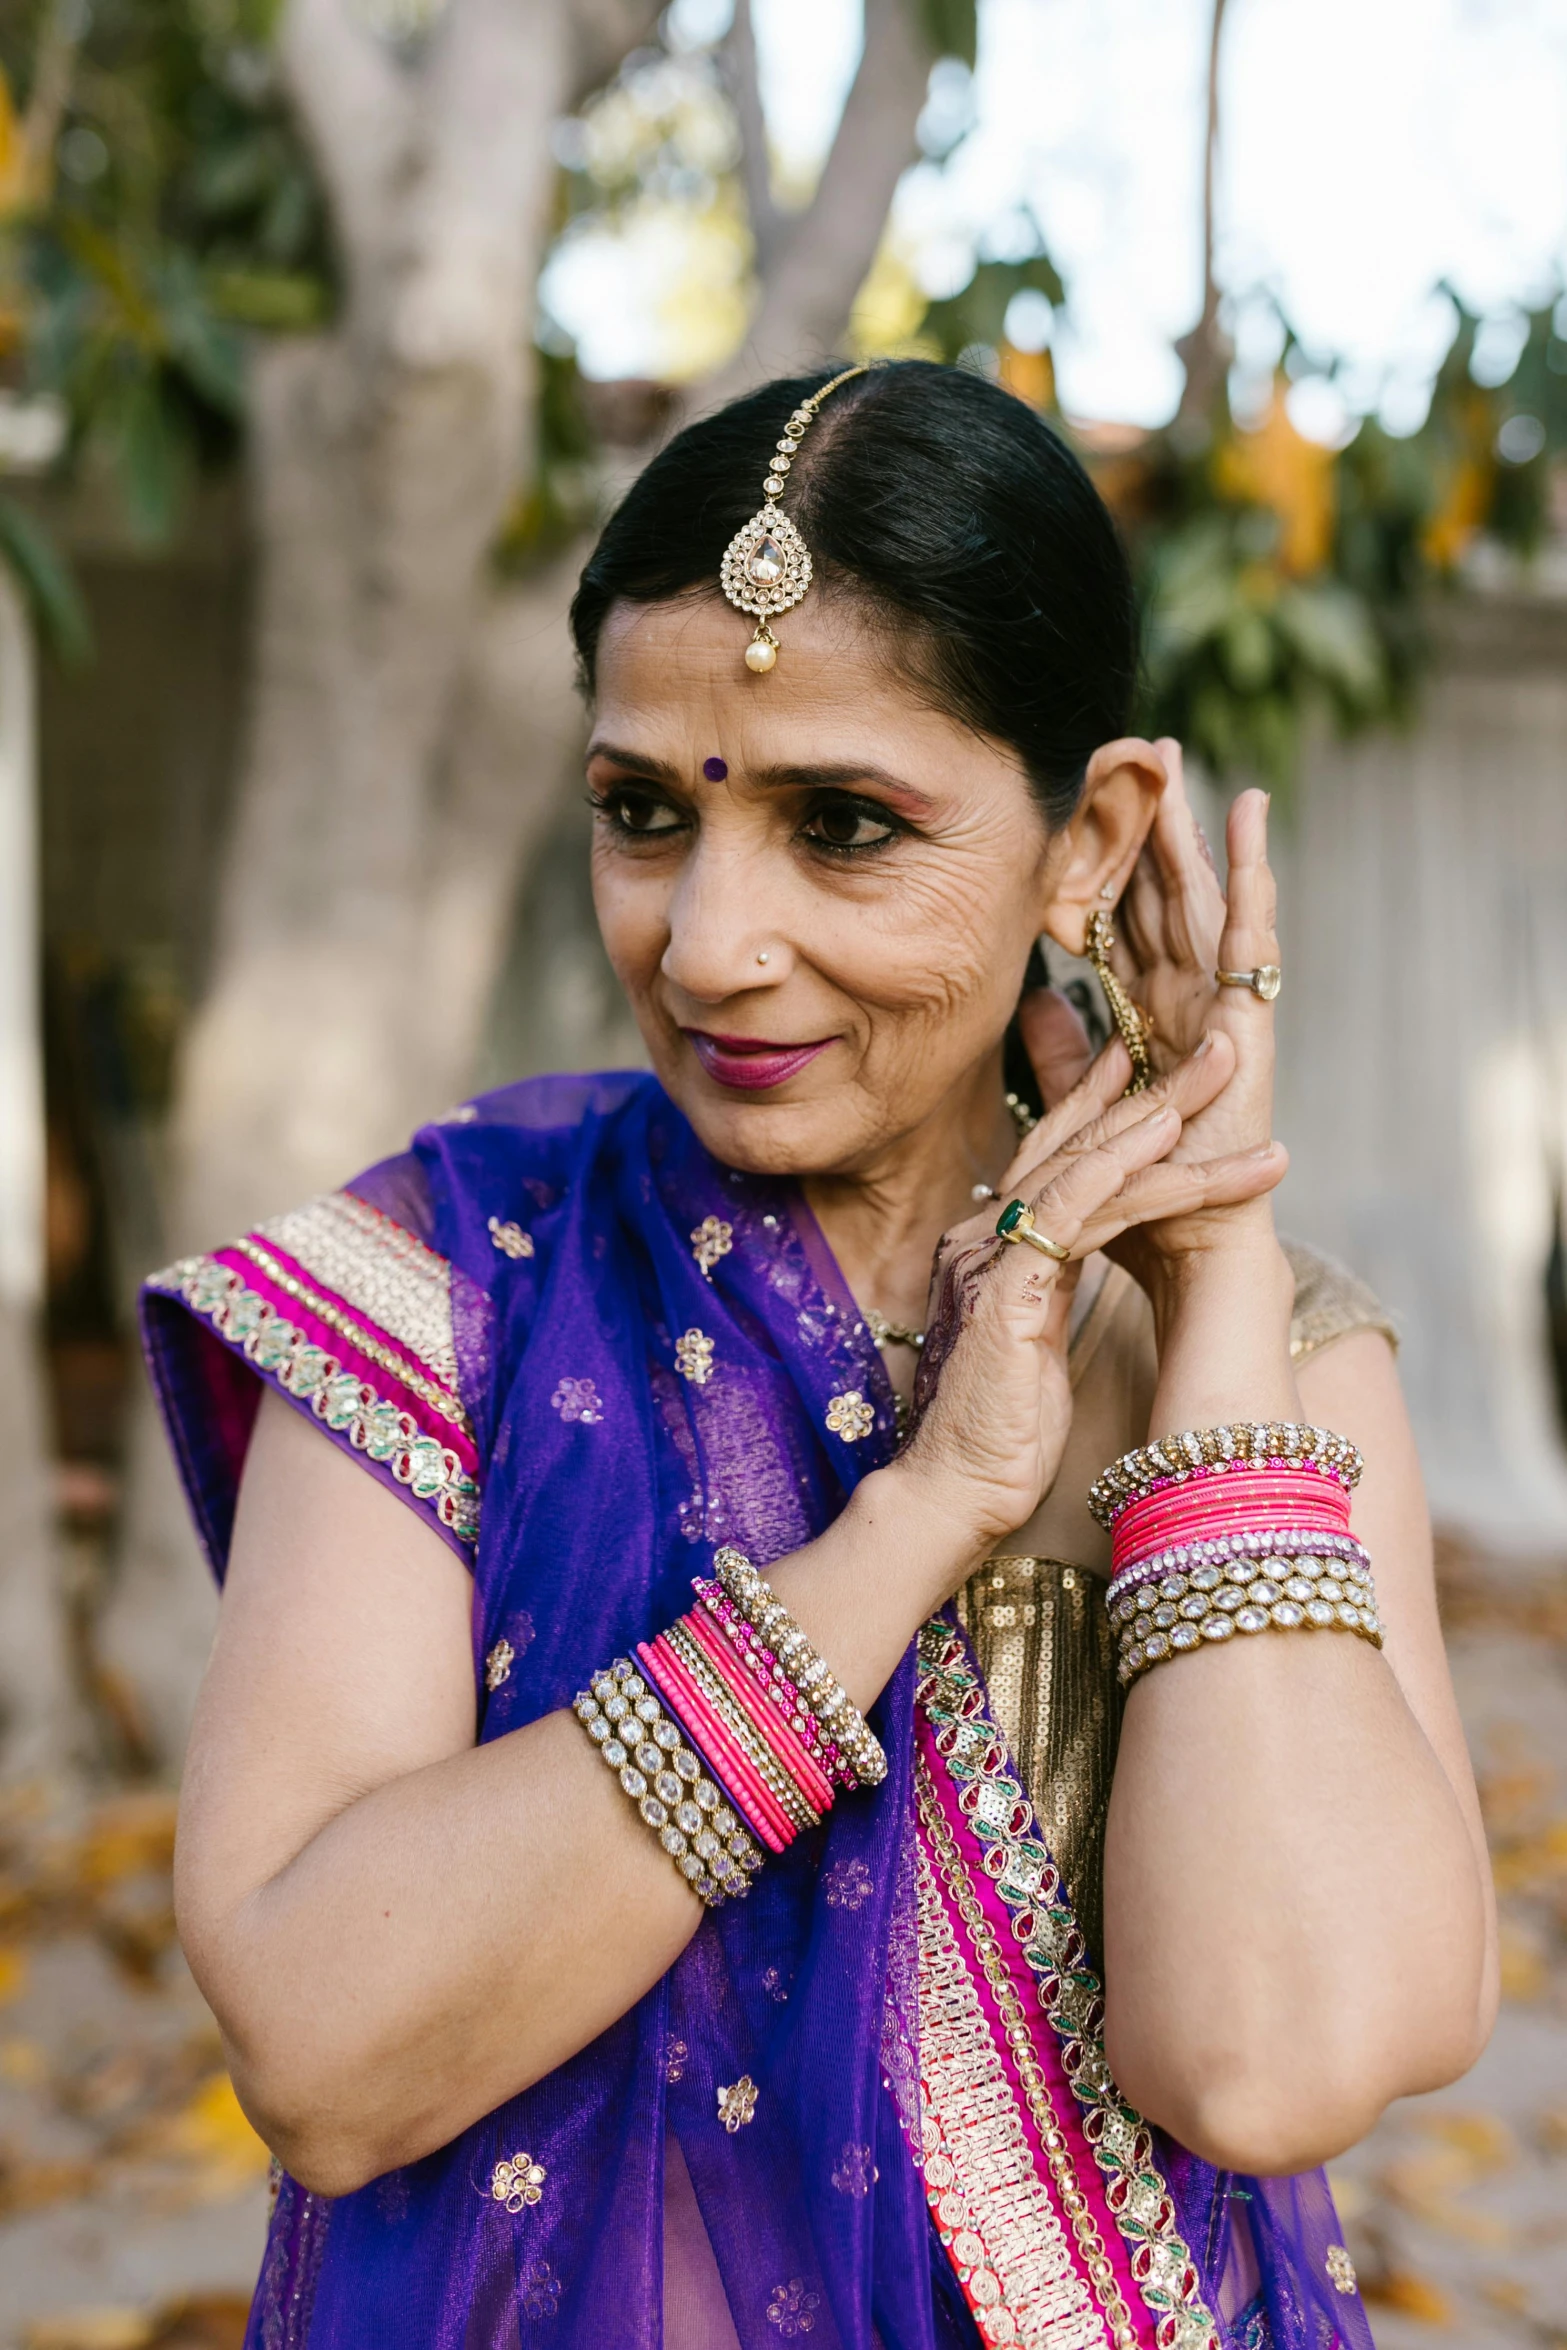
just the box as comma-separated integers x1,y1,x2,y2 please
755,951,770,966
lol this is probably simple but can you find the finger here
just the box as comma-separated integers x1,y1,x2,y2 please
985,1101,1185,1302
1124,744,1224,974
1216,788,1279,994
1008,1031,1236,1199
1077,1140,1289,1249
1002,1033,1132,1187
1016,986,1094,1111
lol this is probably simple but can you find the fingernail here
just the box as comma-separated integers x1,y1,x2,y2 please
1248,1141,1276,1157
1193,1033,1212,1057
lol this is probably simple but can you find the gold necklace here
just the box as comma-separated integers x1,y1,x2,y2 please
865,1091,1039,1352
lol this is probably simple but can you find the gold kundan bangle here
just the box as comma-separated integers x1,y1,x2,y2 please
1088,1421,1364,1530
574,1660,764,1905
712,1547,887,1787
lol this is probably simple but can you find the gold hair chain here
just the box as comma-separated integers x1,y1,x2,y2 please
719,366,869,674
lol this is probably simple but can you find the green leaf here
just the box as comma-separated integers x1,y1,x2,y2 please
204,266,328,330
0,495,92,666
1273,582,1387,707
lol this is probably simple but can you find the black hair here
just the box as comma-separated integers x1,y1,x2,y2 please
570,358,1139,829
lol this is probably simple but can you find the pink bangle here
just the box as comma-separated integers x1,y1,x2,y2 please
638,1638,795,1853
683,1608,836,1813
692,1580,857,1791
1111,1466,1351,1581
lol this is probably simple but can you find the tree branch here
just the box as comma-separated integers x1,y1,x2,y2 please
1175,0,1233,421
708,0,931,400
723,0,783,281
567,0,666,110
277,0,415,294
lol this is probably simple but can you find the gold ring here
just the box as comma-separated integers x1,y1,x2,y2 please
1215,964,1281,1001
995,1201,1071,1261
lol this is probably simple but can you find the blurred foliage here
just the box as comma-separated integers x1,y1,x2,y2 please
1104,296,1567,782
0,0,330,580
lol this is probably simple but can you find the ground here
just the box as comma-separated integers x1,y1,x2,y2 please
1,1546,1564,2349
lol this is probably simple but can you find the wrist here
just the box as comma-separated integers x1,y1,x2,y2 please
851,1458,989,1599
1145,1214,1292,1338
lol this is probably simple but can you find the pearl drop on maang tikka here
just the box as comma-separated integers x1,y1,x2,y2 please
720,366,868,676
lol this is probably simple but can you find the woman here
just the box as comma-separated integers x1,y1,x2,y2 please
143,362,1496,2350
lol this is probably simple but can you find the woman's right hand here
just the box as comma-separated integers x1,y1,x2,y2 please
896,1036,1286,1563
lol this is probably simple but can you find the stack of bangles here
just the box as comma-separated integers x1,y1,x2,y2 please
1090,1420,1385,1690
573,1545,887,1908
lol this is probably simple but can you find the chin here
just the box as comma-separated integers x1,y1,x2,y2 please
664,1079,873,1180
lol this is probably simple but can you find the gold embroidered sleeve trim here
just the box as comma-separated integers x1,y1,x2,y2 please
231,1238,468,1432
258,1192,461,1390
148,1254,480,1548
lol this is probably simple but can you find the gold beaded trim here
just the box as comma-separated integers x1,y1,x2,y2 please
1088,1422,1363,1530
1112,1551,1383,1689
575,1660,763,1908
660,1620,821,1836
148,1254,480,1545
712,1548,886,1786
915,1765,1134,2346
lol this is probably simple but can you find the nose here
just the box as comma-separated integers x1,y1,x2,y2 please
659,834,787,1003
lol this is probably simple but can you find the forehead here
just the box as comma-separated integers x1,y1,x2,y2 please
591,593,1019,785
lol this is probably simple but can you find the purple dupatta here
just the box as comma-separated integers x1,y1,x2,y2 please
141,1071,1374,2350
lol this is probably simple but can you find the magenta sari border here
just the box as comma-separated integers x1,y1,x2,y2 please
914,1618,1219,2350
216,1241,475,1463
916,1718,1147,2342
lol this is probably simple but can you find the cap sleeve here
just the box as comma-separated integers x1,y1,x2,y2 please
140,1174,480,1581
1284,1237,1400,1365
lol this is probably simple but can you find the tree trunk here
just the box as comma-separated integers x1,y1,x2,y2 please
0,567,78,1779
104,0,939,1763
100,0,575,1760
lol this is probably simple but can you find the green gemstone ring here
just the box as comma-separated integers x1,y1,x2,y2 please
995,1200,1071,1262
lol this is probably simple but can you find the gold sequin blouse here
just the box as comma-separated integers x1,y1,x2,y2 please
955,1240,1396,1957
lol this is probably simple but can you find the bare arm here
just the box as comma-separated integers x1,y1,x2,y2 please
176,1389,953,2196
1098,781,1495,2171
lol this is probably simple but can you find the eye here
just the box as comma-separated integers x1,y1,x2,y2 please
800,795,901,853
589,787,686,838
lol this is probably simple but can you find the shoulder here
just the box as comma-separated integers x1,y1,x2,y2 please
140,1069,661,1580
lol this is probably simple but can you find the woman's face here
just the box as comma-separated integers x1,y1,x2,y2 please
588,593,1129,1179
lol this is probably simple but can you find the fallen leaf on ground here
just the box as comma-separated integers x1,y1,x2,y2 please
0,2034,48,2084
131,2074,271,2197
1360,2268,1455,2322
0,1944,28,2003
23,2311,149,2350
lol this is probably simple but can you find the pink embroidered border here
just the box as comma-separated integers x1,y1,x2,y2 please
913,1618,1219,2350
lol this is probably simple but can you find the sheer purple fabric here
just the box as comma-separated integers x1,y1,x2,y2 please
145,1072,1374,2350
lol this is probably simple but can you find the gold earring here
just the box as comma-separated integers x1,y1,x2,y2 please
1085,908,1152,1093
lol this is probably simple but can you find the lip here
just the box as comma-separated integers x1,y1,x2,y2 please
683,1029,836,1092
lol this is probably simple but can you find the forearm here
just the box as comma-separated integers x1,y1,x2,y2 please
1103,1629,1487,2170
1103,1230,1491,2169
187,1463,965,2195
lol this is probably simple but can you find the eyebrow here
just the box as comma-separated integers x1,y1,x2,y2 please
585,743,938,817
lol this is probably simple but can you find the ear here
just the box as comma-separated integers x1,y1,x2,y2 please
1038,738,1167,956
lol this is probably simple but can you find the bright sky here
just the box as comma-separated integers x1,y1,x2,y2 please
549,0,1567,428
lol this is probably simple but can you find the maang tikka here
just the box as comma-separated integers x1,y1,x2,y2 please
720,365,868,674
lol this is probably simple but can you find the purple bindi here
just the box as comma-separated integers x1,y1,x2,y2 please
703,756,728,782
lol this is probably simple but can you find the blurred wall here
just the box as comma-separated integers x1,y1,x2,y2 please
1274,595,1567,1551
